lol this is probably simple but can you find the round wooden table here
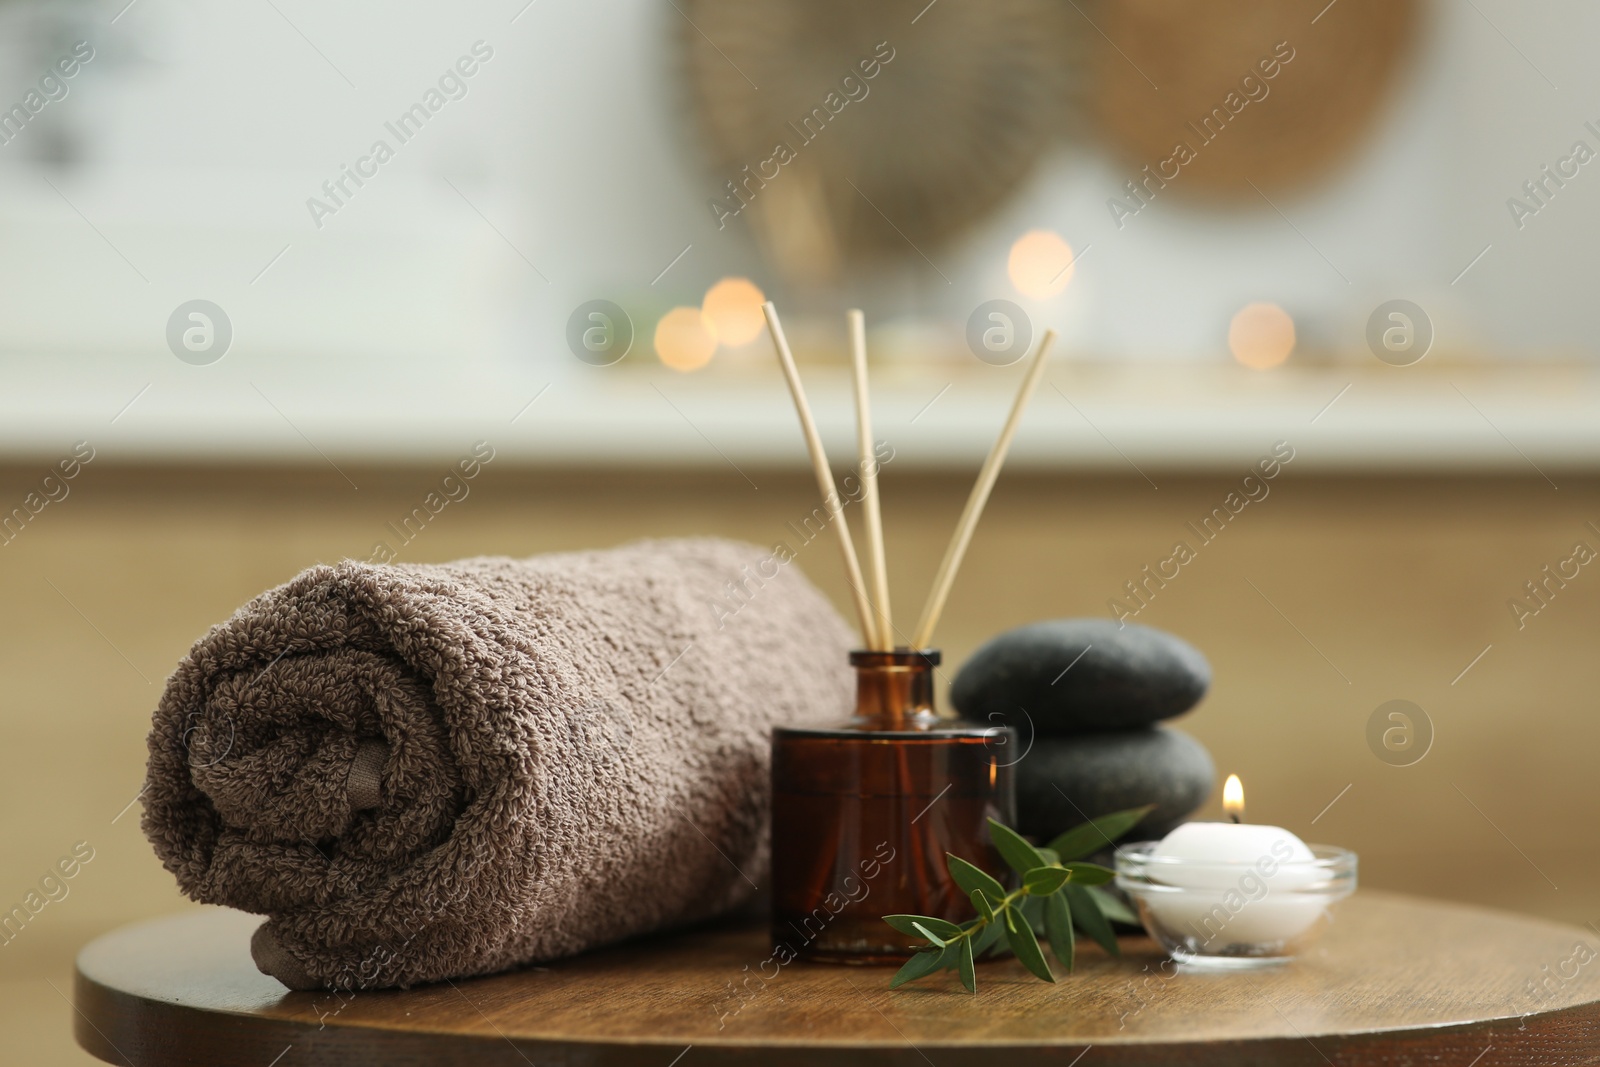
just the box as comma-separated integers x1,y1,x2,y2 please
75,891,1600,1066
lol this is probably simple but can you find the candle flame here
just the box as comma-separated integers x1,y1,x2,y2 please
1223,774,1245,823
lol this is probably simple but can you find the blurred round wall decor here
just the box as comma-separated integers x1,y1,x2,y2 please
1089,0,1421,199
677,0,1077,284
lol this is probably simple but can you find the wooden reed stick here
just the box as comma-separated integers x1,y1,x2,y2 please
762,301,879,645
848,309,893,651
911,330,1058,649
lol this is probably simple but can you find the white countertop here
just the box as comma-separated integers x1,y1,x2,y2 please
4,355,1596,475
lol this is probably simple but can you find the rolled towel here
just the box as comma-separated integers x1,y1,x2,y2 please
142,539,853,990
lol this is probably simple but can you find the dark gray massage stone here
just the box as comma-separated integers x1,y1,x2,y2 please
952,618,1210,736
1013,727,1216,842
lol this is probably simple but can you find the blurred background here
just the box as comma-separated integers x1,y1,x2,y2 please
4,0,1600,1061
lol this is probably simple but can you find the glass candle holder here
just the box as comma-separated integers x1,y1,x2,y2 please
770,649,1015,963
1115,842,1358,968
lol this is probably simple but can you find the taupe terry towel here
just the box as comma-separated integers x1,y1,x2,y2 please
142,539,853,990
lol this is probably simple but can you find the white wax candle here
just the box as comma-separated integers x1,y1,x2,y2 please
1144,821,1326,946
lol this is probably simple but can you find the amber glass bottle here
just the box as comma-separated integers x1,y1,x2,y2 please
770,649,1015,963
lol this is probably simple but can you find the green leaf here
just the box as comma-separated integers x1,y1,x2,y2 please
1065,884,1119,957
1003,905,1055,982
1046,805,1155,861
1037,847,1061,865
1023,865,1071,895
890,946,952,989
970,889,995,922
988,819,1048,876
972,918,1005,958
883,914,963,942
1044,891,1075,972
957,935,977,993
912,922,948,947
1062,862,1116,887
946,854,1007,900
919,915,965,940
1085,885,1138,926
1020,895,1045,933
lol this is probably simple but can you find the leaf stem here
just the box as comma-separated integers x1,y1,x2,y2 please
948,887,1030,946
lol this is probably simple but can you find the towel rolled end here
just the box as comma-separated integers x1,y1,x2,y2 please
251,921,320,991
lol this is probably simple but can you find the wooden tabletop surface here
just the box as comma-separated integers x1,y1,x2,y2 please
75,890,1600,1066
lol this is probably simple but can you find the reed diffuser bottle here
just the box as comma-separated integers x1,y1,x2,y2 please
771,649,1014,961
761,302,1054,962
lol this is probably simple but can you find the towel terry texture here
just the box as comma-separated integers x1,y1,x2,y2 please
142,539,853,990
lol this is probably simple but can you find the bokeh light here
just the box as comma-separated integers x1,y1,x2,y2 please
701,277,767,346
654,307,717,372
1007,230,1076,300
1228,302,1295,369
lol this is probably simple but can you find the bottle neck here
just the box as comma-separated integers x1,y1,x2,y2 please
850,649,941,730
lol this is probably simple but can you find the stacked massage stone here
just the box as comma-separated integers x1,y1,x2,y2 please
952,619,1215,842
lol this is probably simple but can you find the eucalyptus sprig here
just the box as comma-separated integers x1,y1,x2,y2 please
883,805,1151,993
